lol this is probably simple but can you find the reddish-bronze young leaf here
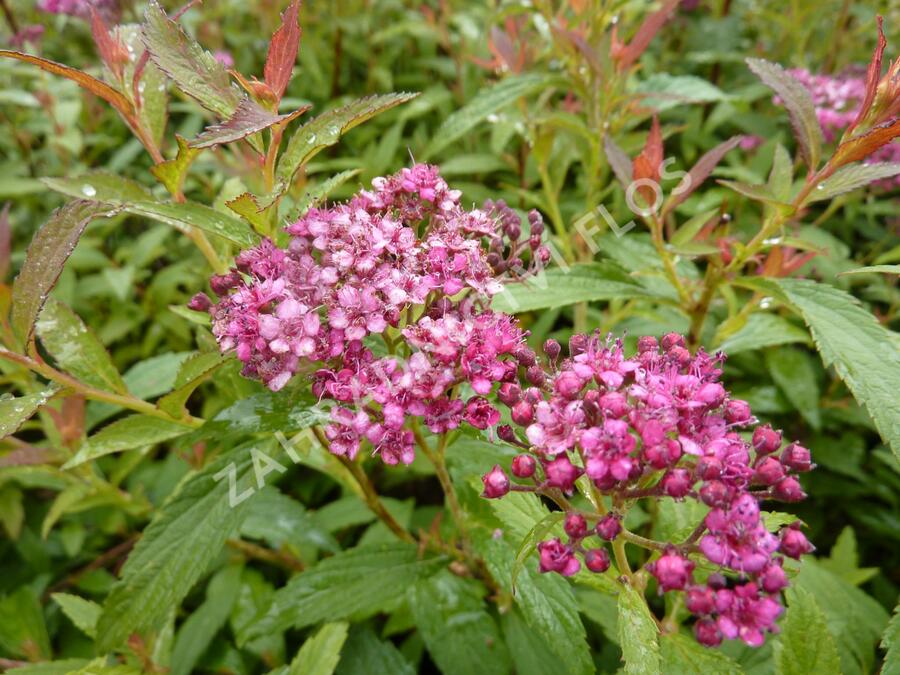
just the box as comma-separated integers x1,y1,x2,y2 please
190,97,309,149
613,0,679,71
0,50,134,120
848,16,886,135
662,135,744,217
264,0,302,103
90,8,128,80
603,135,634,189
632,116,663,205
833,118,900,167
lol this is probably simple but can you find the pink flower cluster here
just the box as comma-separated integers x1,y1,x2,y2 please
787,68,900,186
195,164,548,465
38,0,119,21
480,333,815,648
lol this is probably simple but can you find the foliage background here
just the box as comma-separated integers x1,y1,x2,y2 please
0,0,898,673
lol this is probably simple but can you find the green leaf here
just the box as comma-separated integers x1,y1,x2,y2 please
806,162,900,202
746,58,824,170
839,264,900,276
408,571,511,675
492,262,653,314
150,135,202,198
36,299,127,394
142,0,241,118
881,603,900,675
617,585,660,674
659,632,744,674
157,351,226,417
426,74,547,157
288,169,362,221
634,74,729,111
753,278,900,459
191,98,309,149
225,192,273,234
717,180,794,211
11,201,119,345
795,559,889,675
765,346,820,429
276,93,418,188
126,201,259,247
4,660,91,675
63,414,192,468
239,544,446,643
819,526,878,586
289,622,350,675
0,587,51,659
51,593,101,638
671,208,719,247
240,486,339,553
334,625,414,675
42,172,153,203
500,607,568,675
715,313,810,355
95,440,266,652
189,390,328,441
768,144,794,201
0,387,57,440
170,565,243,675
773,587,841,675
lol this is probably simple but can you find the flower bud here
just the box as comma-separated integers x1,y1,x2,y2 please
669,346,691,365
525,365,546,387
647,548,695,592
497,425,518,445
595,514,622,541
498,383,522,406
543,455,583,492
511,400,534,426
753,456,785,486
599,392,629,418
697,456,722,481
188,293,212,312
772,476,806,502
696,382,726,407
481,464,510,499
694,619,722,647
554,371,584,398
759,561,788,593
685,586,716,615
752,425,782,454
538,538,580,576
661,469,693,498
543,339,561,362
564,512,588,539
780,523,814,558
637,335,658,353
584,548,611,573
725,399,752,424
661,333,686,351
515,347,536,367
511,453,536,478
699,480,730,507
569,334,588,357
780,443,814,472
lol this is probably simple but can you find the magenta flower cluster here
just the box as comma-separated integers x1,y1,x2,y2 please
38,0,119,20
480,333,815,648
193,164,548,465
787,68,900,186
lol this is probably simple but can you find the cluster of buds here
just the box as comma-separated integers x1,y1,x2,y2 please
196,164,547,465
481,333,815,648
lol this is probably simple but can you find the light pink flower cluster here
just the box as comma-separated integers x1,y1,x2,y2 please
481,333,814,648
194,164,548,465
38,0,119,21
787,68,900,186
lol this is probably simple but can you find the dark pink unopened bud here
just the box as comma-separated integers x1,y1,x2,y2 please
481,464,510,498
599,392,629,418
780,524,814,559
595,514,622,541
753,456,785,486
780,443,813,472
584,548,611,573
694,619,722,647
569,334,588,357
685,586,716,615
648,548,695,592
661,333,685,351
498,383,522,406
725,399,752,424
526,365,546,387
511,453,536,478
555,371,584,398
188,293,212,312
511,400,534,426
661,469,693,498
637,335,659,353
697,456,722,481
669,345,691,365
543,455,582,492
696,382,726,407
515,348,536,367
772,476,806,502
699,480,730,507
564,512,588,539
753,425,782,454
759,561,788,593
543,339,561,362
537,538,580,576
497,425,518,445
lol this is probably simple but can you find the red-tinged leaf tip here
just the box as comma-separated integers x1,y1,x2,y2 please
615,0,680,71
849,15,887,134
91,8,129,80
833,117,900,167
264,0,302,102
632,116,664,208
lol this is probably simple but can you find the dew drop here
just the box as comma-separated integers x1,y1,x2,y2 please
81,184,96,197
306,133,317,144
816,183,825,190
